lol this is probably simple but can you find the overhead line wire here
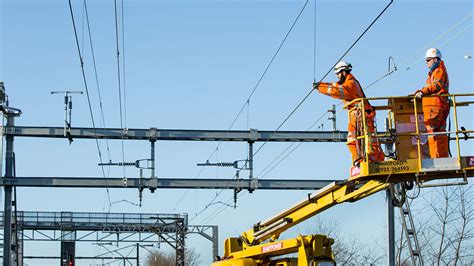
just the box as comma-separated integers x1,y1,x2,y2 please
313,0,317,81
83,0,115,213
173,1,309,212
189,0,394,221
121,0,127,129
364,13,473,92
205,0,310,153
68,0,112,210
401,12,473,70
205,0,309,157
404,22,473,70
113,0,127,180
83,0,113,167
252,0,394,157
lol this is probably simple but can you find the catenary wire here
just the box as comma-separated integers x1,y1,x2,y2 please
194,1,394,221
252,0,394,157
313,0,317,81
121,0,127,130
364,17,473,92
81,1,86,55
401,12,473,70
205,0,310,155
83,0,114,211
173,1,309,212
191,0,394,222
404,22,473,71
113,0,127,180
68,0,112,209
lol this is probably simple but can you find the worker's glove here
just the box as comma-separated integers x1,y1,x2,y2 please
312,82,321,91
414,91,423,99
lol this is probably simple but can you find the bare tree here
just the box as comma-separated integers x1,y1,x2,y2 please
146,250,174,266
308,217,384,264
398,184,474,265
451,185,474,265
146,248,201,266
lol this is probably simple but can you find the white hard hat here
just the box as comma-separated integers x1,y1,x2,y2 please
334,61,352,74
425,48,442,59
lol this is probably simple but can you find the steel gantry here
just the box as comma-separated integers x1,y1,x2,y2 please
0,211,218,265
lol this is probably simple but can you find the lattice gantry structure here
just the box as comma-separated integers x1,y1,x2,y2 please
0,211,218,266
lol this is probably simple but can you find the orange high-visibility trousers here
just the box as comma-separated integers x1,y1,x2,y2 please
423,104,449,158
347,109,384,164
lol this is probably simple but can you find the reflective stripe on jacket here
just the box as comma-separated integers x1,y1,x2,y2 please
318,73,373,111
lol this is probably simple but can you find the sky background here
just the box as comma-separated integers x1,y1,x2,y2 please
1,0,473,265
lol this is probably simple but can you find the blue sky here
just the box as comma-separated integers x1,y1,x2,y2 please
1,0,473,264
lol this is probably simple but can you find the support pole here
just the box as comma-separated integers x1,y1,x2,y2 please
136,243,140,266
387,189,395,266
329,104,337,131
248,141,255,193
248,141,253,179
150,140,156,178
212,226,219,260
3,113,15,266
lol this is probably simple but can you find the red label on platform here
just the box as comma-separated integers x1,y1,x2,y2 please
350,166,361,177
261,242,283,253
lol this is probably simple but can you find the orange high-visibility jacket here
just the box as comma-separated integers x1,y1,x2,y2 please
417,60,449,111
317,73,372,110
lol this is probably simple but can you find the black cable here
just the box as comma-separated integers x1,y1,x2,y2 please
68,0,112,208
246,0,309,102
253,0,394,157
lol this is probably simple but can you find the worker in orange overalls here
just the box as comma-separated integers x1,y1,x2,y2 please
413,48,450,158
313,61,384,164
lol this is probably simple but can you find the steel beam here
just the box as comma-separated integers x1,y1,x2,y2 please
1,177,336,190
4,126,347,142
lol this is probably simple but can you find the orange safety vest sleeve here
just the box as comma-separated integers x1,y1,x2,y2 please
317,74,364,103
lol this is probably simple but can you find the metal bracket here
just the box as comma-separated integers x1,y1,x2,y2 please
122,128,129,138
417,172,469,188
249,128,258,141
149,127,158,141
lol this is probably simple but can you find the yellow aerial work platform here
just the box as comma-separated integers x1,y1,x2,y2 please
212,94,474,266
348,94,474,185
